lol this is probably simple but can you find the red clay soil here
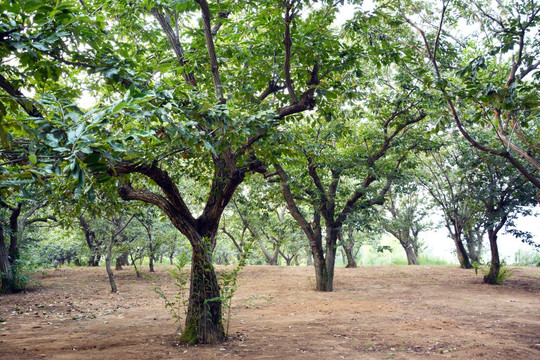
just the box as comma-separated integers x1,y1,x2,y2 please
1,265,539,359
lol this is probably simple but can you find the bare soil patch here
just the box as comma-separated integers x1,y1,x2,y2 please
1,265,539,359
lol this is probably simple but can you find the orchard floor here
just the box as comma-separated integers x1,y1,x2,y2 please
1,265,540,360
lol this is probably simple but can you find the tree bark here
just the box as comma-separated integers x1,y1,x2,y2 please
483,229,501,284
343,245,357,268
483,214,507,285
105,233,117,293
0,225,14,294
446,222,472,269
79,216,102,266
339,230,357,268
403,242,420,265
179,241,225,344
306,250,313,266
452,233,472,269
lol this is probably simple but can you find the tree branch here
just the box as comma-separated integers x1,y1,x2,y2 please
195,0,225,102
151,7,197,87
283,3,297,103
0,73,43,118
273,162,316,241
114,161,195,224
276,63,319,118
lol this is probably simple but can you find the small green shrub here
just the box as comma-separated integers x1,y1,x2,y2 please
150,253,190,332
476,260,514,284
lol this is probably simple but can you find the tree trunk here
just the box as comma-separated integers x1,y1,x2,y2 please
258,238,279,266
169,245,175,265
306,250,313,266
270,245,280,266
449,226,472,269
483,229,501,284
89,254,101,266
454,236,472,269
312,247,330,291
282,253,293,266
322,226,338,291
117,252,129,269
130,254,141,278
179,242,225,344
115,256,123,270
403,242,420,265
80,216,102,267
309,226,336,292
105,235,117,293
149,254,155,273
339,231,357,268
464,226,484,264
343,244,357,268
483,214,507,285
0,227,14,294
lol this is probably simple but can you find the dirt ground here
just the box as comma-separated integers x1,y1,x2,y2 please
1,265,539,360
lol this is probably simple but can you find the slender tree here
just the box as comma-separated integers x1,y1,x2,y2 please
0,191,55,293
382,188,431,265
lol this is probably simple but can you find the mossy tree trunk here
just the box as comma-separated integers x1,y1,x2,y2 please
0,226,14,294
179,240,225,344
0,201,21,294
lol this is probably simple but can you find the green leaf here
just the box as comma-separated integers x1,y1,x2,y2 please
111,101,127,114
22,0,43,12
28,154,37,165
103,68,120,78
32,42,49,51
109,142,126,152
202,140,217,155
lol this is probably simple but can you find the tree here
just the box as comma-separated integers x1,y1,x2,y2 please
226,195,281,266
416,139,480,269
270,91,426,290
104,214,136,293
339,229,358,268
136,209,159,273
0,189,55,293
464,151,537,284
78,215,103,266
382,187,431,265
